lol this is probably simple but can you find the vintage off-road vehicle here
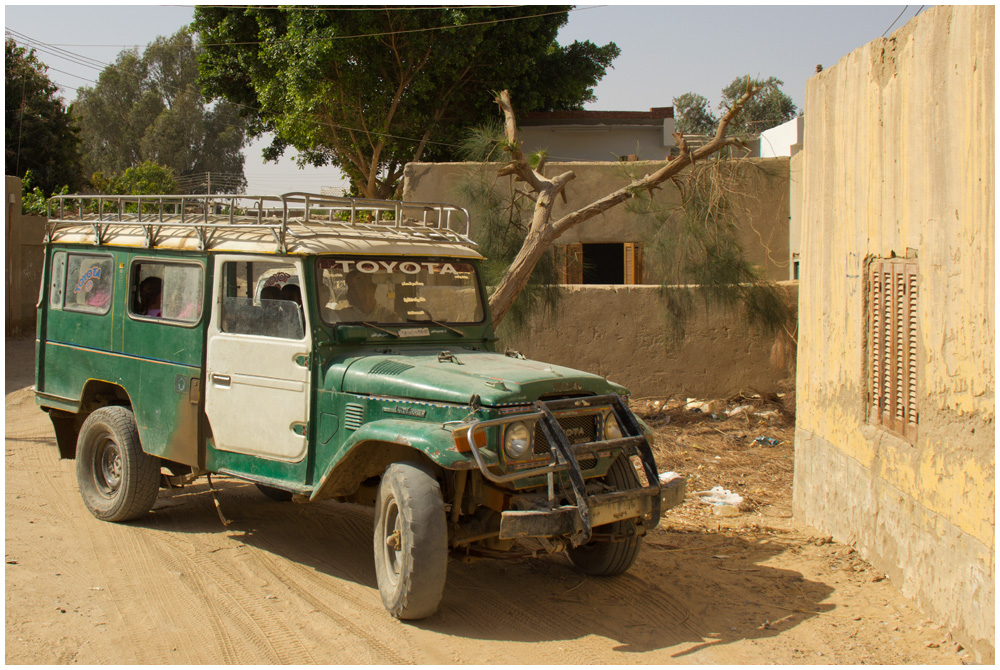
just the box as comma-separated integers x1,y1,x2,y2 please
34,193,684,619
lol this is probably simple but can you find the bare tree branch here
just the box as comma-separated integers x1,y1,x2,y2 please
487,85,761,327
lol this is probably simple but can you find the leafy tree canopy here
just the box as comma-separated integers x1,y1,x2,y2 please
673,76,797,138
74,28,248,192
672,92,718,136
720,76,796,137
90,161,180,196
192,6,620,198
5,38,84,194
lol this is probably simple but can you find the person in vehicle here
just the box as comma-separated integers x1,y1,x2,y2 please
260,285,281,302
279,284,302,305
139,276,162,317
336,270,396,322
84,271,111,309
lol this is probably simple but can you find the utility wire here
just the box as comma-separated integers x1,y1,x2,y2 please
881,6,909,37
8,6,600,49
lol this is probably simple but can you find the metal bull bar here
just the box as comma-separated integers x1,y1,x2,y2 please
462,394,662,546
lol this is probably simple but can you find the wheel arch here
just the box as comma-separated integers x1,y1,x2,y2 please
44,380,134,459
311,439,442,503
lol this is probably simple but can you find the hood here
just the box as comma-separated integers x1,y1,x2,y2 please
338,348,624,406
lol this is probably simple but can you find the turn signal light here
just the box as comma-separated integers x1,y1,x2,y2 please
453,427,487,453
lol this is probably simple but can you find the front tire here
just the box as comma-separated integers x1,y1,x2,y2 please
373,461,448,620
76,406,160,522
255,483,294,502
568,456,643,576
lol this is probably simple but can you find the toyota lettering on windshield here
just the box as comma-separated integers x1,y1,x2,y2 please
316,257,485,326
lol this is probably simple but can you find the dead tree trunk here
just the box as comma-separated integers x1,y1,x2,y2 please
488,86,760,327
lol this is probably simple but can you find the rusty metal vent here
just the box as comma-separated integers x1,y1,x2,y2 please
344,403,366,431
369,360,414,376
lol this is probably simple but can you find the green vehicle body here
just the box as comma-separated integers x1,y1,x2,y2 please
34,193,684,619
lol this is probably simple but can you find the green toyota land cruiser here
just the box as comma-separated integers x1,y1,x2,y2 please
34,192,684,619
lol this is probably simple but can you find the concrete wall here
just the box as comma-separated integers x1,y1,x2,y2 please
5,176,46,336
793,6,994,662
403,158,791,284
501,283,797,399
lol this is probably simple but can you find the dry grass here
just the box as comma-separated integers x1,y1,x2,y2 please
633,390,796,517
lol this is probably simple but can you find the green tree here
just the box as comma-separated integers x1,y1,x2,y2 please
193,6,620,199
74,28,248,192
5,38,83,194
720,76,796,137
91,161,180,196
672,92,717,136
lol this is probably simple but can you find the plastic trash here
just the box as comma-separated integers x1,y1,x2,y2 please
695,486,743,506
753,436,780,446
658,471,682,485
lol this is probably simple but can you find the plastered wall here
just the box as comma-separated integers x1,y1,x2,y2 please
5,176,46,335
403,158,791,283
500,283,797,399
793,6,994,661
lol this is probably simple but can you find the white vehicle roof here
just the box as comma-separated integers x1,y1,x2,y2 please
44,192,483,260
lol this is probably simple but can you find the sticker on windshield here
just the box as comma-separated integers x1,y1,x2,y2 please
328,260,460,275
398,328,430,338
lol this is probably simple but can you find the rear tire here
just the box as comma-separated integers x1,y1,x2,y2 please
373,461,448,620
568,456,643,576
76,406,160,522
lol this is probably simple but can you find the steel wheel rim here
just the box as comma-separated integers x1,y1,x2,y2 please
383,497,402,585
94,435,123,498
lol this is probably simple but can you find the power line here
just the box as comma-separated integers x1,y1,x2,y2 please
10,6,600,49
881,6,909,38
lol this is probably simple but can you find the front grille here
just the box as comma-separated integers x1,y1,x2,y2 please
533,413,599,469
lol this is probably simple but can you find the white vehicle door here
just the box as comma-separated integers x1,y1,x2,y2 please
205,255,311,462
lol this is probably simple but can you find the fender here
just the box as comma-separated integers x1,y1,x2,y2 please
311,418,479,502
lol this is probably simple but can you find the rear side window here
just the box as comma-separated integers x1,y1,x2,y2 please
63,253,114,315
129,261,204,324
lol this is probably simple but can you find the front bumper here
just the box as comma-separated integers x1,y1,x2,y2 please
499,475,686,540
461,394,676,546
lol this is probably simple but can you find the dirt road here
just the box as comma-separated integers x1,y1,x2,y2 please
5,337,965,664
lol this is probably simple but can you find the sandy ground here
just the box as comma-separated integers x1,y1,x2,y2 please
5,336,970,664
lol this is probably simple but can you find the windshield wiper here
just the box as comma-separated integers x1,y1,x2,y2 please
361,322,399,337
407,318,464,337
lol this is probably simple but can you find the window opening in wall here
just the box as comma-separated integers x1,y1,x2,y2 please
555,242,642,285
868,257,918,442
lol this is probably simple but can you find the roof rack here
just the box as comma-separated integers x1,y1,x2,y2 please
45,192,476,253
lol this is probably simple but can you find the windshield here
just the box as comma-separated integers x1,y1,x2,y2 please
316,257,484,326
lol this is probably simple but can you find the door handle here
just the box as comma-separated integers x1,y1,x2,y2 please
211,373,231,387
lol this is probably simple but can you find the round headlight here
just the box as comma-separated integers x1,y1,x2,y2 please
603,413,623,440
504,422,532,460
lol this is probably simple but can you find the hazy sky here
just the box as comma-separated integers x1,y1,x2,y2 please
5,3,925,194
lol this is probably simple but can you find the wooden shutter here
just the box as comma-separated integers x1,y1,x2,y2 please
555,244,583,284
624,243,643,284
868,259,918,442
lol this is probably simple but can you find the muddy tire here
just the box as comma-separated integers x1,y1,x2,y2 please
568,456,643,576
373,461,447,620
76,406,160,522
255,483,294,502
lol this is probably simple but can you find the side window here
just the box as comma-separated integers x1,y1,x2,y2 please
129,261,204,324
49,251,67,308
219,260,304,339
64,254,114,315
